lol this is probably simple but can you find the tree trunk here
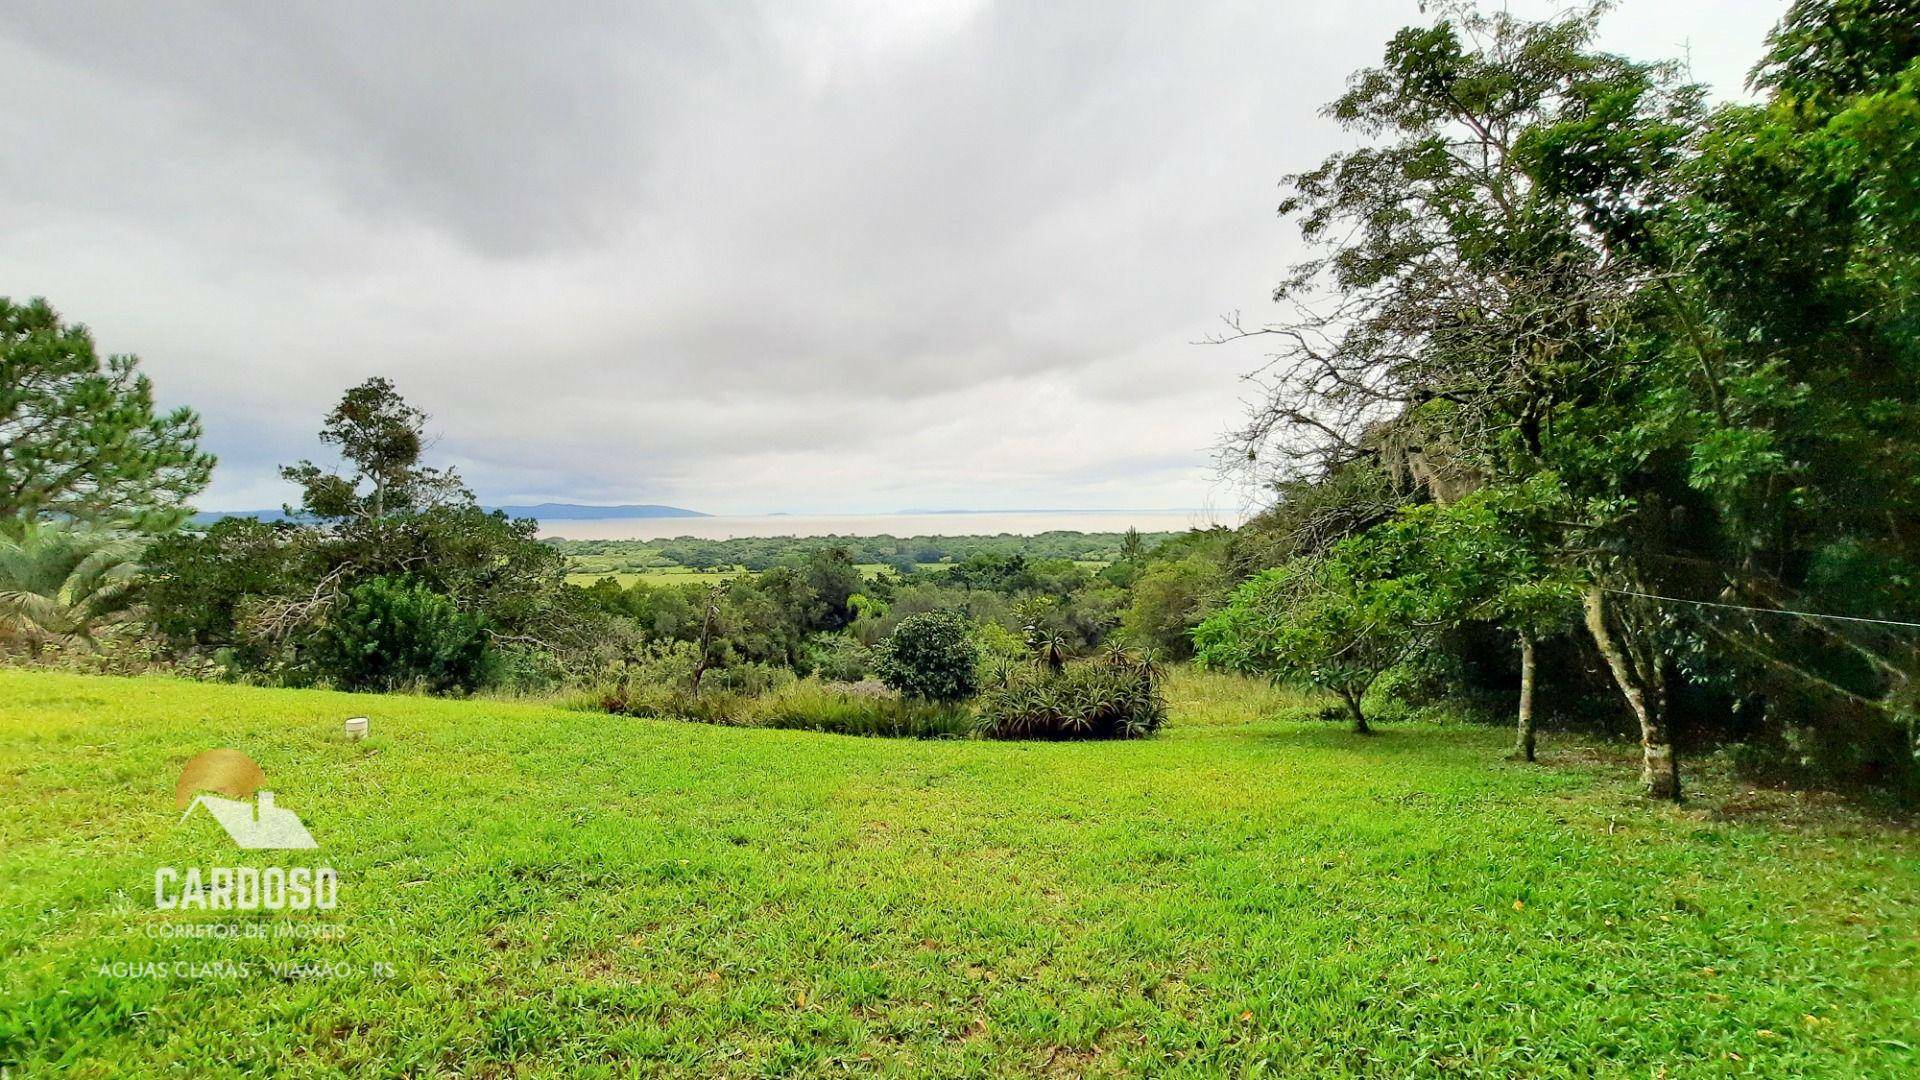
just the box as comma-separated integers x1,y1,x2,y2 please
1340,688,1371,735
1512,632,1537,762
690,586,722,698
1582,587,1681,801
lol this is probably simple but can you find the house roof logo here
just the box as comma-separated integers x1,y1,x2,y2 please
175,749,318,850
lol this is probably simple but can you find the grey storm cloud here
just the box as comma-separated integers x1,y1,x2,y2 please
0,0,1779,513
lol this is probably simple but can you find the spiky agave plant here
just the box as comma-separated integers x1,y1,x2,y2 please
983,654,1021,690
0,522,145,653
975,656,1167,740
1029,629,1070,674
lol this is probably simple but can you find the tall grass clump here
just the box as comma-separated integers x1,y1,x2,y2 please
975,648,1166,740
743,678,974,738
580,675,973,738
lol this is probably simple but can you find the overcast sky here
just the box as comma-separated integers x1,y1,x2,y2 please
3,1,1781,515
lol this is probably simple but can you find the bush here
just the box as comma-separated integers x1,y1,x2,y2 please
702,661,794,697
803,633,874,682
486,643,567,696
596,686,747,725
312,576,492,694
741,679,974,738
875,610,979,702
975,650,1166,740
1120,554,1225,659
582,676,974,738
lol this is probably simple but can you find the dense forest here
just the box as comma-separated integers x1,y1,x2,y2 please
2,0,1916,803
551,531,1182,576
1193,0,1920,800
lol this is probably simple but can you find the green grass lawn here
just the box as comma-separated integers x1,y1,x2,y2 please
2,669,1916,1077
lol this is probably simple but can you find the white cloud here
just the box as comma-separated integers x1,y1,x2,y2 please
0,0,1782,514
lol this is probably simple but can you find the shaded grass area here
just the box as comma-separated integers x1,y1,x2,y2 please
1,668,1915,1076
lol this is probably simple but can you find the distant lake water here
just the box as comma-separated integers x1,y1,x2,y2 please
536,510,1245,541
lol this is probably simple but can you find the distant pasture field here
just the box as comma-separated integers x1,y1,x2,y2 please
3,667,1916,1076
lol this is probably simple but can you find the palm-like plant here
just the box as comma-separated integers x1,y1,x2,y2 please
974,655,1167,740
0,522,145,652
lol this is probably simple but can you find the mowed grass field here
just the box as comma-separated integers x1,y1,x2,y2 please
2,669,1916,1077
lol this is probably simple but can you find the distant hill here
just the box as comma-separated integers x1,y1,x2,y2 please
193,502,708,525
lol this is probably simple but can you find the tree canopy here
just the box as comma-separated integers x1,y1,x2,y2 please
1,297,213,529
1209,0,1920,798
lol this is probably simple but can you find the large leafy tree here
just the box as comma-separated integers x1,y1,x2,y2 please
281,376,466,521
1,297,213,529
1119,554,1225,660
1232,0,1920,796
1633,0,1920,758
144,379,573,691
1353,482,1581,760
1224,1,1703,794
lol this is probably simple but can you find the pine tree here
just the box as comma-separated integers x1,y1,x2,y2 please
1,297,214,529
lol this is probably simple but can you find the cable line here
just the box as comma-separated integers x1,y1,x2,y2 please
1601,586,1920,630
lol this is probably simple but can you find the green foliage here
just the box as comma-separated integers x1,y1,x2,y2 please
874,610,979,702
140,517,295,663
1754,0,1920,113
797,546,863,630
974,650,1166,740
0,522,143,652
739,679,975,738
592,670,972,739
1195,546,1427,731
1230,460,1399,575
1360,482,1584,639
553,530,1177,578
280,376,466,521
1224,0,1920,790
1120,554,1226,660
311,576,492,694
141,383,571,692
0,297,213,530
801,632,873,683
598,684,748,726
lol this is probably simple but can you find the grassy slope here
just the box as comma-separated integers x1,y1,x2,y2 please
1,670,1915,1078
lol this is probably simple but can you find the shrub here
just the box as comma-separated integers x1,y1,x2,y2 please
742,679,974,738
1120,554,1225,659
311,576,492,694
803,633,874,682
592,683,747,725
486,643,567,696
973,620,1027,662
702,661,794,697
582,676,973,738
975,650,1166,740
875,610,978,702
1194,556,1424,734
